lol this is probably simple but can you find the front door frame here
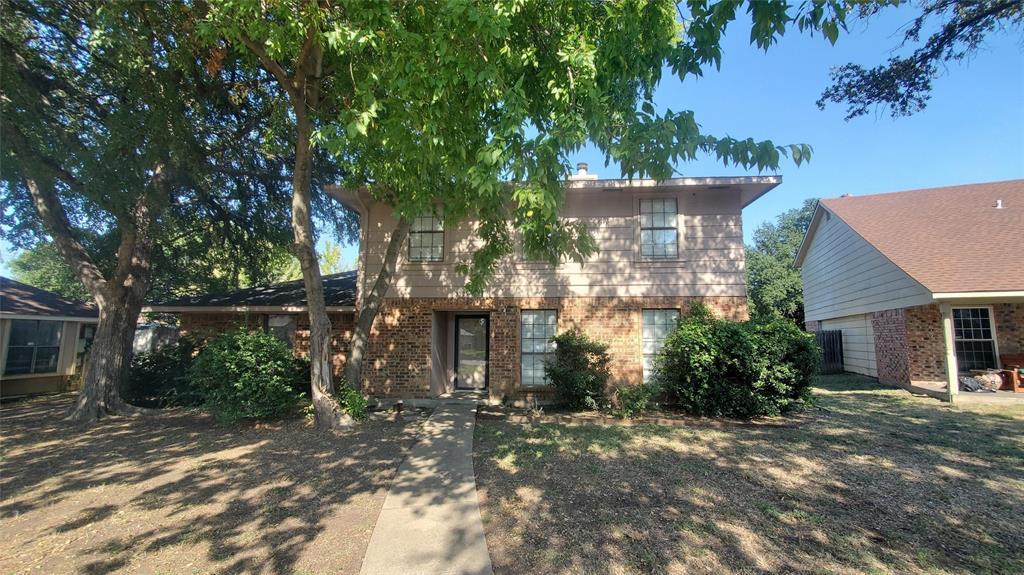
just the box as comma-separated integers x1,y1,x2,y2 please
453,313,489,390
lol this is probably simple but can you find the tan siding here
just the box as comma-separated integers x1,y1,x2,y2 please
821,314,877,377
360,188,748,299
801,213,932,321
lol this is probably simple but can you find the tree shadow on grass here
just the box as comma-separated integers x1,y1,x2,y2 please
0,395,430,574
474,375,1024,574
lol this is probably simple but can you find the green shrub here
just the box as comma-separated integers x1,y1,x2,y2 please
125,338,201,407
191,329,306,423
334,384,369,420
612,382,660,418
654,305,819,418
544,328,612,410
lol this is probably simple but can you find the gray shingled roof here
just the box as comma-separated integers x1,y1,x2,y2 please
152,271,358,308
0,276,98,318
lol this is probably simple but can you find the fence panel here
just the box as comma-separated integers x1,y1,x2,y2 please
816,330,844,374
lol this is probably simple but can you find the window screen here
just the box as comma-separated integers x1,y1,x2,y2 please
5,319,62,375
640,198,678,259
521,310,557,386
642,309,679,381
409,212,444,262
952,308,997,371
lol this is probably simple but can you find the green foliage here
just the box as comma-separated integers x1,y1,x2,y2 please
0,0,355,302
746,198,817,324
8,244,92,302
612,382,661,419
818,1,1022,119
334,384,369,421
655,309,819,418
125,338,202,408
200,0,849,295
544,329,612,411
190,330,306,423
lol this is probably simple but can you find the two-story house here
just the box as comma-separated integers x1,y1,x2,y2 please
148,166,781,403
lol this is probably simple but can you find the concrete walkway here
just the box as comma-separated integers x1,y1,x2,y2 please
360,403,493,575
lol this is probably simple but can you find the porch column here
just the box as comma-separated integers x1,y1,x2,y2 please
939,303,959,403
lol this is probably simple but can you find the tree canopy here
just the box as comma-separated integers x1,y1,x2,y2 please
819,0,1022,119
745,198,817,324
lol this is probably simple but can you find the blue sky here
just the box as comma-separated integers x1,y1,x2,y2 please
3,5,1021,274
570,4,1024,244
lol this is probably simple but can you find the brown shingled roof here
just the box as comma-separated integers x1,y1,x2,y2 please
0,276,98,318
820,179,1024,294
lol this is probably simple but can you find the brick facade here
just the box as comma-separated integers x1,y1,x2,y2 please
179,296,746,401
179,312,355,381
868,302,1024,389
994,303,1024,354
871,309,909,386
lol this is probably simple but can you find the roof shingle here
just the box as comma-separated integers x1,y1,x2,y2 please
820,179,1024,294
153,271,358,308
0,277,98,318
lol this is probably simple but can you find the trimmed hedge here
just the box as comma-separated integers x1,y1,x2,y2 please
654,303,819,418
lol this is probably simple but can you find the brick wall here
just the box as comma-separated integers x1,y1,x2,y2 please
361,295,746,400
871,309,909,386
179,311,355,381
180,296,746,401
994,303,1024,355
904,304,947,384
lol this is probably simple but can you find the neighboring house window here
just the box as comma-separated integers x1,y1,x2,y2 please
521,310,557,386
642,309,679,381
266,314,297,347
952,307,998,371
409,211,444,262
639,198,678,259
4,319,62,375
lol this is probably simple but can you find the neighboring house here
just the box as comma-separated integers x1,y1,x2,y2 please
147,166,781,403
795,180,1023,400
1,277,98,396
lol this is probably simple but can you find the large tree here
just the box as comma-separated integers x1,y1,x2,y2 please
201,0,849,428
819,0,1022,119
0,0,340,422
745,198,817,324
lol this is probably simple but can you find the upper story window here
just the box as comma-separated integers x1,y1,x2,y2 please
409,211,444,262
5,319,62,375
639,198,678,259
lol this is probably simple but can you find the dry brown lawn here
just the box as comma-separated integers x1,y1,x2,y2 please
474,375,1024,575
0,396,427,575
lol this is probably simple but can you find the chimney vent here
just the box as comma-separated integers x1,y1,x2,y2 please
568,161,598,181
995,199,1004,209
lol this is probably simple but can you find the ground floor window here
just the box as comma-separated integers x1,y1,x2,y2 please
642,309,679,381
266,314,297,347
5,319,62,375
521,310,556,386
952,307,998,371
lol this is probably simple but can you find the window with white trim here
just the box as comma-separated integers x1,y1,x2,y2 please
952,307,998,371
408,211,444,262
639,198,678,259
5,319,62,375
642,309,679,381
521,310,557,386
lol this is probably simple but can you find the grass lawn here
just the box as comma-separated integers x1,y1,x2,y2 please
474,374,1024,575
0,395,426,575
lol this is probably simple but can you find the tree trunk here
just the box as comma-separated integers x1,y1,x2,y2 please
66,284,148,422
23,170,157,424
344,217,412,390
292,114,350,430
